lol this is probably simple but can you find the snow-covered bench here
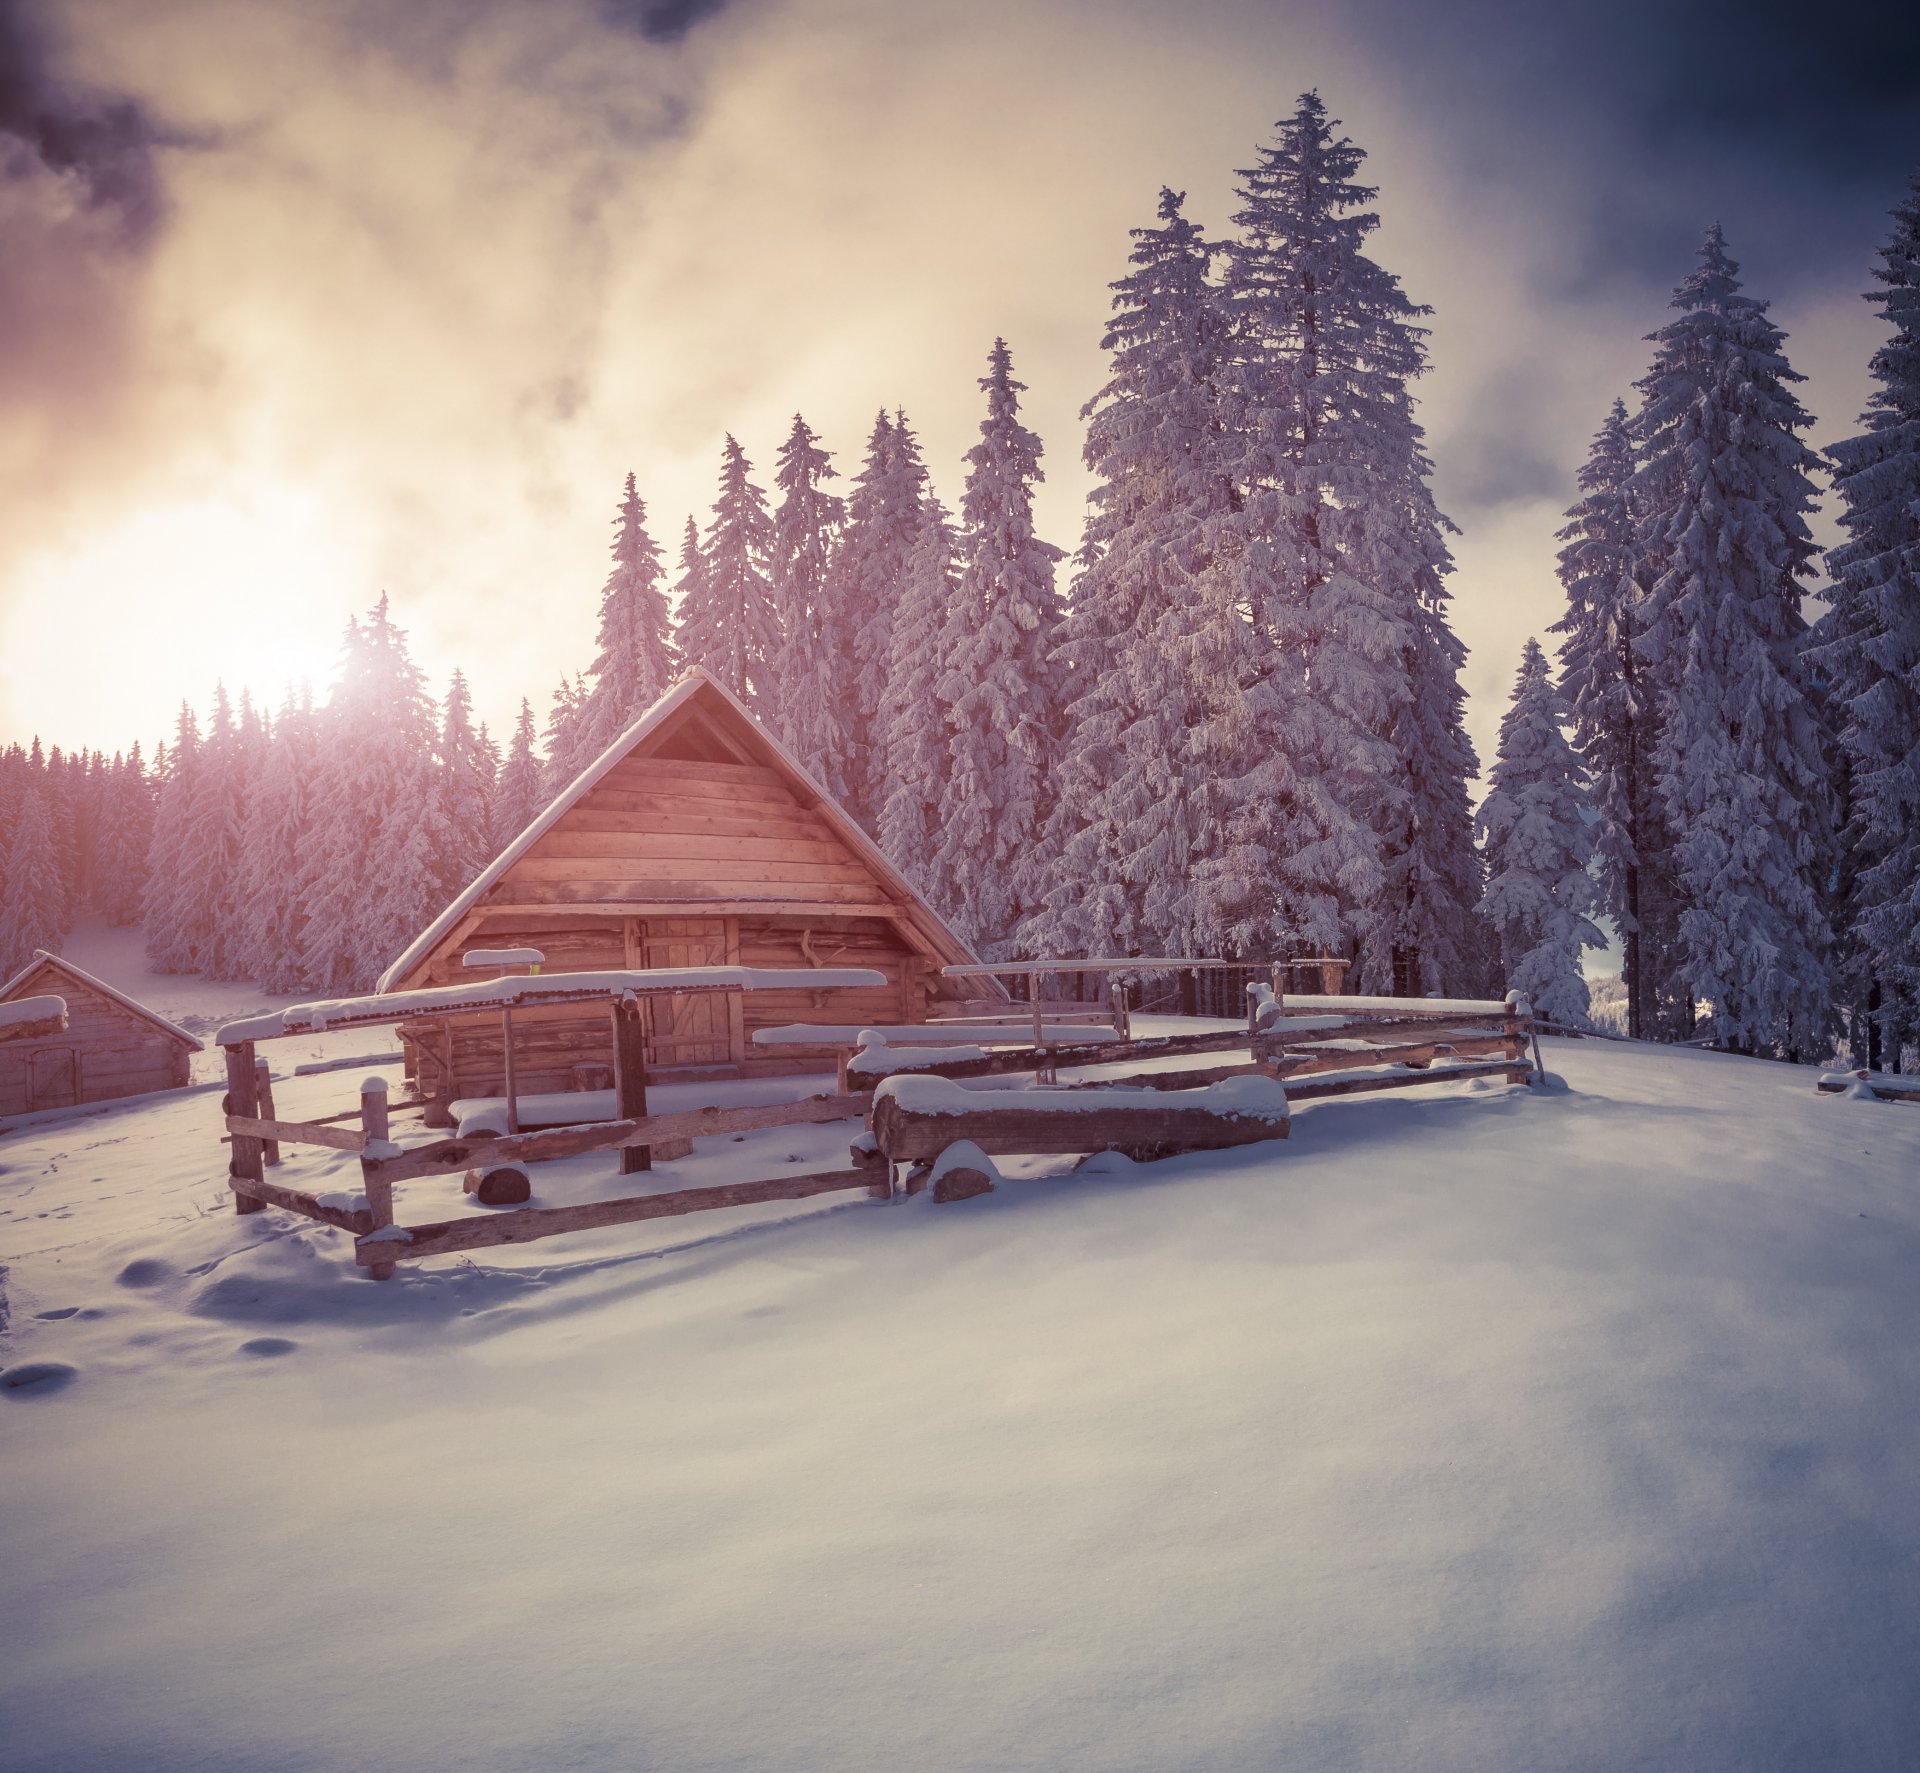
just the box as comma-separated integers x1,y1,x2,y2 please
868,1073,1292,1200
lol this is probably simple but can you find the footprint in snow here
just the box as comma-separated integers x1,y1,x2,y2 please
116,1258,171,1289
1,1361,78,1397
34,1306,82,1320
238,1336,298,1359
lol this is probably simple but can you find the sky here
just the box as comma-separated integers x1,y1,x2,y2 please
2,0,1916,775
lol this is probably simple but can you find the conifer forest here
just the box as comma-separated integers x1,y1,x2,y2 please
4,98,1917,1072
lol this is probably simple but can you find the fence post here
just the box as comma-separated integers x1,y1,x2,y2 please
359,1076,397,1281
225,1041,266,1214
612,995,652,1175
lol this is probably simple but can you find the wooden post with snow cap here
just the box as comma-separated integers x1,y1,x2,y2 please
1503,990,1538,1084
225,1040,267,1214
611,992,652,1176
358,1076,399,1281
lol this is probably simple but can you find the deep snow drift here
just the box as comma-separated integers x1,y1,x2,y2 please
2,944,1918,1771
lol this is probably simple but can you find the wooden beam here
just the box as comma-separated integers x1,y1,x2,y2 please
360,1093,869,1186
225,1114,365,1153
253,1057,282,1166
224,1041,266,1216
229,1174,374,1235
353,1168,877,1264
1286,1061,1532,1103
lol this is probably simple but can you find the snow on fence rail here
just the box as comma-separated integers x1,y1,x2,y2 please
213,965,1539,1277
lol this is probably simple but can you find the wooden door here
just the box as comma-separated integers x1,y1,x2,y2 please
29,1047,79,1110
642,919,733,1067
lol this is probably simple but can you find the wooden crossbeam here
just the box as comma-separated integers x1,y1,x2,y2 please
353,1168,879,1266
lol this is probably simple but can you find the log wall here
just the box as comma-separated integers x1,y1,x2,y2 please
0,968,194,1115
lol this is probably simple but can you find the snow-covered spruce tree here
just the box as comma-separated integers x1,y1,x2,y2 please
1821,177,1920,1069
1036,186,1235,958
541,673,589,793
433,669,497,896
0,787,67,975
831,410,934,828
1209,92,1479,988
766,414,849,793
492,698,544,851
236,688,318,991
875,496,959,892
676,435,780,704
1631,226,1834,1056
1551,398,1667,1037
571,473,675,769
1476,639,1603,1025
931,340,1066,955
294,597,445,995
93,745,152,927
178,689,262,980
141,705,198,971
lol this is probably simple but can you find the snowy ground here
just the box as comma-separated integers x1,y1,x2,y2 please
3,944,1919,1771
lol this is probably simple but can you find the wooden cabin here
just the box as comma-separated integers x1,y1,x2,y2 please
0,951,200,1117
378,667,990,1116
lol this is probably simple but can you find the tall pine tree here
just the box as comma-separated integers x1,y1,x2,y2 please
295,597,444,994
875,496,960,889
1552,399,1663,1037
0,789,67,975
1209,93,1479,988
493,699,545,851
236,687,318,991
676,435,780,703
1039,187,1235,958
1821,177,1920,1069
931,340,1065,954
570,473,675,771
766,414,849,791
1476,639,1603,1026
141,704,200,973
1631,226,1834,1055
433,669,497,895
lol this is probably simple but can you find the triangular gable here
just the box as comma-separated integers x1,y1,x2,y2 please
379,667,991,993
0,952,202,1049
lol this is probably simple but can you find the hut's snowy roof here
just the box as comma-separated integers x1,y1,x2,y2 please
377,667,988,994
0,951,201,1049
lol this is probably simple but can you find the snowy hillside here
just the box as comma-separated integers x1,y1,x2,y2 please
4,993,1919,1770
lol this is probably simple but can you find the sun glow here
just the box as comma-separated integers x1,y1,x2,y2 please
0,478,370,752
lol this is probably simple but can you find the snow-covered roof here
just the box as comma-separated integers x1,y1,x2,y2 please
377,666,990,994
0,994,68,1034
0,952,202,1049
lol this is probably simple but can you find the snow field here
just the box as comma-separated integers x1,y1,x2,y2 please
4,1033,1920,1771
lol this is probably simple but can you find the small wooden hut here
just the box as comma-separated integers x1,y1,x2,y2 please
378,667,990,1115
0,951,200,1116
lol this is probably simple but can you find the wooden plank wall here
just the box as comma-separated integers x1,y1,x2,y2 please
0,969,192,1114
400,913,922,1101
496,756,881,910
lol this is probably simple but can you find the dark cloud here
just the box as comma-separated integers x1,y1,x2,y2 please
601,0,734,45
0,0,171,244
1306,0,1920,302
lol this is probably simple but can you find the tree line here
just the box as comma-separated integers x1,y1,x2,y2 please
2,99,1915,1070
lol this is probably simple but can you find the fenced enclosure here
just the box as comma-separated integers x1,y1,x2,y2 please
216,960,1535,1277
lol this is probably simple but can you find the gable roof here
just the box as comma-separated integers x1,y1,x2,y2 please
0,951,202,1049
378,666,990,993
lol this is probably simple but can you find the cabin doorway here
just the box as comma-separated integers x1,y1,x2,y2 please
29,1047,79,1111
639,918,739,1068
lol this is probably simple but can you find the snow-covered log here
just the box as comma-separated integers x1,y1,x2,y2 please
871,1073,1291,1164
